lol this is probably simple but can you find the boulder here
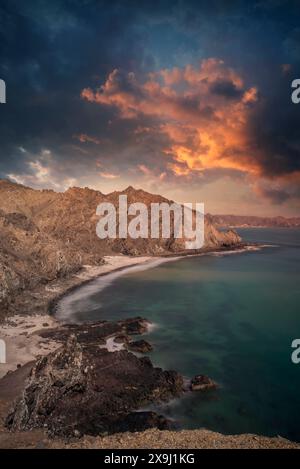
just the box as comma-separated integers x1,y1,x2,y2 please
127,340,153,353
190,375,217,392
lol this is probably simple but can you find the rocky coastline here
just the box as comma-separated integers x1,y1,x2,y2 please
0,180,297,448
0,254,299,449
0,179,242,321
0,249,239,443
5,318,184,437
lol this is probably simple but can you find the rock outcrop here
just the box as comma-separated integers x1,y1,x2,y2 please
38,317,151,344
127,340,153,353
6,334,184,437
190,375,217,392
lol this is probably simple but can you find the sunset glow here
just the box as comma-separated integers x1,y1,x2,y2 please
1,1,299,216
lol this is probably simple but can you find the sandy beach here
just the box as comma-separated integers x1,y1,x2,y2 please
0,247,262,379
0,255,154,379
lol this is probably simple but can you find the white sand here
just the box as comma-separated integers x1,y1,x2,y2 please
76,255,155,281
100,336,125,352
0,255,155,378
0,315,60,379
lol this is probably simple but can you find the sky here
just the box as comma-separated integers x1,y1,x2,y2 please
0,0,300,216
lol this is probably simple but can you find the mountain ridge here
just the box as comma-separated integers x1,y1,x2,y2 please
0,179,241,318
209,213,300,228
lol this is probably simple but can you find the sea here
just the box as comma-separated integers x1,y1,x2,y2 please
56,228,300,441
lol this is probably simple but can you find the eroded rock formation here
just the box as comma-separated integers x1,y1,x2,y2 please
6,334,183,437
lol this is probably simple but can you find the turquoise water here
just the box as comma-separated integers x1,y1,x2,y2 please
63,229,300,440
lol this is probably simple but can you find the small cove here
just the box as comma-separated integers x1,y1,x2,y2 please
56,228,300,441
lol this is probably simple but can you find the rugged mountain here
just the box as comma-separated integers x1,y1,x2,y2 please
210,213,300,228
0,179,241,315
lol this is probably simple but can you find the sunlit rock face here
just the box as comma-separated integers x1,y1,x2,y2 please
0,179,242,316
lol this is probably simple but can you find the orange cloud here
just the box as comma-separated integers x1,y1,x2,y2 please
82,59,260,177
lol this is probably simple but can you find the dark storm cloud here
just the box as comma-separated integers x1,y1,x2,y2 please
247,66,300,178
0,0,299,202
0,0,155,184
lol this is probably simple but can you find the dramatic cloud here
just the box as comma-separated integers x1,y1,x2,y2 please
81,54,300,210
1,0,300,214
82,59,260,177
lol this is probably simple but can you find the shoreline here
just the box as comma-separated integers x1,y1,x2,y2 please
48,256,161,317
1,242,299,449
0,242,260,378
50,242,253,319
0,255,154,378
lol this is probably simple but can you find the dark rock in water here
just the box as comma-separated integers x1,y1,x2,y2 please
38,317,150,345
127,340,153,353
190,375,217,392
6,335,183,437
121,317,150,335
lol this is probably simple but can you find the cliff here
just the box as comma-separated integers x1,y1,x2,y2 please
0,179,241,316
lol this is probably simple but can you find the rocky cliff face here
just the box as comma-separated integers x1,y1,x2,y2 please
6,329,184,437
0,179,242,315
0,207,82,315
